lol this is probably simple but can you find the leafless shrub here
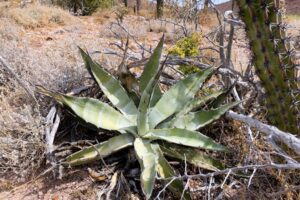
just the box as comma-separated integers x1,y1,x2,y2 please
0,18,22,40
0,67,44,184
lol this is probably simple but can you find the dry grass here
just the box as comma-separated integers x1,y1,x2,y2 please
0,3,89,187
138,8,156,19
92,7,115,24
0,68,44,187
198,8,219,29
0,18,22,41
0,3,78,29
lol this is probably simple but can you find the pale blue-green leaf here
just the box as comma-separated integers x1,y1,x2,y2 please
139,35,164,97
151,144,191,200
150,85,162,107
166,101,240,131
36,86,135,131
210,83,236,108
149,67,215,128
179,91,224,115
143,128,227,151
159,143,224,171
134,138,157,200
64,134,134,166
79,48,138,122
158,91,224,129
137,45,164,135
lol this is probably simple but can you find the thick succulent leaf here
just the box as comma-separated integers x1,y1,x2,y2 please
64,134,134,166
158,91,224,129
137,50,164,136
160,143,224,171
179,91,224,115
143,128,227,151
161,101,240,130
134,138,157,199
152,144,191,200
150,86,162,107
36,86,135,131
210,82,236,108
139,36,164,106
79,48,138,122
137,69,162,135
149,67,215,128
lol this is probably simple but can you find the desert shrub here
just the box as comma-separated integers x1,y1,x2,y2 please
0,68,44,183
4,4,78,28
114,4,128,22
168,33,202,74
198,8,218,29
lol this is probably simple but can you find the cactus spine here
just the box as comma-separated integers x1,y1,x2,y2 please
236,0,299,134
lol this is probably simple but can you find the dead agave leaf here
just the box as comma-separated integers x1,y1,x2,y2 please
97,171,119,200
88,168,107,181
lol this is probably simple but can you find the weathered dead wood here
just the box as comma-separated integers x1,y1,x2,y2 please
226,111,300,155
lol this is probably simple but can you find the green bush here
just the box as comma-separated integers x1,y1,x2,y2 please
168,33,202,74
52,0,113,15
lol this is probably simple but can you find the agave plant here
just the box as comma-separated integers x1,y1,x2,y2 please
37,36,239,199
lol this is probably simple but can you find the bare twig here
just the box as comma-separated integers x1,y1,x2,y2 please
155,177,177,200
110,21,152,53
267,185,300,197
86,141,113,174
168,163,300,181
247,168,256,188
220,169,231,188
0,55,37,103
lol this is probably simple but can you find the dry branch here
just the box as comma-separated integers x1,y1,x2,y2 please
226,111,300,155
0,55,37,102
163,163,300,181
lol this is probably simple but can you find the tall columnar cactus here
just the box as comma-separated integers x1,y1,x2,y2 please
236,0,299,134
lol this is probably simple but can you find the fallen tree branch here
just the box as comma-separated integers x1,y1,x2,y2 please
226,111,300,154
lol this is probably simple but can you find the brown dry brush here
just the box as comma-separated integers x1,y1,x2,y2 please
0,67,44,189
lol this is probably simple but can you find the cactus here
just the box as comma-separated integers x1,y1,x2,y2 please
236,0,299,134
